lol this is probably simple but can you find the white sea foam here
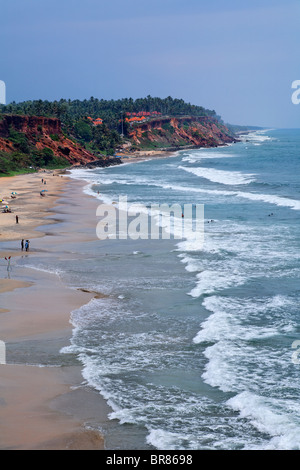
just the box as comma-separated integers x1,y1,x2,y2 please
235,190,300,211
181,150,237,164
190,292,299,450
68,168,99,182
227,391,300,450
21,263,63,278
71,166,300,212
192,295,293,344
239,130,275,144
83,182,116,206
60,129,300,451
163,181,300,211
178,254,203,272
178,165,256,185
103,177,300,212
146,428,193,450
188,270,246,298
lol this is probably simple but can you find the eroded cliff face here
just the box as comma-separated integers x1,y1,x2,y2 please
129,116,236,149
0,114,236,169
0,114,98,165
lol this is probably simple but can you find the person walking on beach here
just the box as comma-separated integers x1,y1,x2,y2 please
21,239,24,251
16,215,19,224
25,240,30,252
5,256,11,272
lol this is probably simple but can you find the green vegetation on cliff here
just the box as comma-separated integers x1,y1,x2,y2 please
0,95,221,152
0,96,235,175
0,126,70,176
0,95,220,126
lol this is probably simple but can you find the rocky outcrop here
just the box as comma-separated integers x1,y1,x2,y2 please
129,116,236,149
0,114,101,165
72,157,122,169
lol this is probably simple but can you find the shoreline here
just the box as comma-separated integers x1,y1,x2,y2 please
0,140,250,450
117,149,178,162
71,148,179,169
103,143,236,165
0,170,112,449
0,148,179,450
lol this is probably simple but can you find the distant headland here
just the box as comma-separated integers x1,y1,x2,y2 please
0,96,261,176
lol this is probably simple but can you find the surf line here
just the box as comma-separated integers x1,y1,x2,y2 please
96,195,204,243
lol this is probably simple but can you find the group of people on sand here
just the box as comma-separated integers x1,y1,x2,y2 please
21,239,30,252
40,178,48,196
3,240,30,276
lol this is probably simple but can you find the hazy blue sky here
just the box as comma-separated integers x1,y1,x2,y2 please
1,0,299,127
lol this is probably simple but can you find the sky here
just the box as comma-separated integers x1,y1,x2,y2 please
1,0,299,128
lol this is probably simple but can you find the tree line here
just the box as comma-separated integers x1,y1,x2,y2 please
0,95,220,130
0,95,222,160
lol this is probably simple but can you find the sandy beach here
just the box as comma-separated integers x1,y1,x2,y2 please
0,169,112,450
0,149,176,450
0,170,68,242
116,149,177,163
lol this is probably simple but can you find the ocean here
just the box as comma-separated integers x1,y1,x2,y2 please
23,128,300,449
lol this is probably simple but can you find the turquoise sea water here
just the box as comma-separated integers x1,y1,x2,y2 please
20,128,300,449
66,128,300,450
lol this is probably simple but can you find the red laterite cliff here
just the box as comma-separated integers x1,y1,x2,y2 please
0,114,99,165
